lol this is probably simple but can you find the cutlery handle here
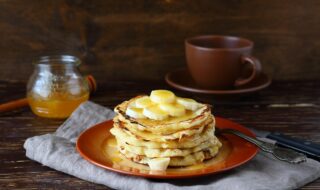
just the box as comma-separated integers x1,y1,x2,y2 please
268,133,320,160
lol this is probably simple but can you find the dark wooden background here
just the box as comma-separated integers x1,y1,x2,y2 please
1,1,320,188
0,0,320,82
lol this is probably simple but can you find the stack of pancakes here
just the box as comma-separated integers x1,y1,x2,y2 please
110,91,221,170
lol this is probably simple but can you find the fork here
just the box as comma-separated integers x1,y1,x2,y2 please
216,128,307,164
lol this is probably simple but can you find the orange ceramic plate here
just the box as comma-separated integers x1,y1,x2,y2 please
76,117,258,179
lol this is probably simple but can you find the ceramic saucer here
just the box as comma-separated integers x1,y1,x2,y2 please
165,68,271,95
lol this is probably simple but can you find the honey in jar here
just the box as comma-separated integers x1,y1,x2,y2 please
27,55,90,119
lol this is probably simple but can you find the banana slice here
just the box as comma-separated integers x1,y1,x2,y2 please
135,96,154,108
159,103,186,117
126,107,146,119
177,97,202,111
150,90,175,104
148,158,170,171
143,105,169,120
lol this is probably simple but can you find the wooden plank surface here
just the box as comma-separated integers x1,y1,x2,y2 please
1,0,320,82
0,79,319,189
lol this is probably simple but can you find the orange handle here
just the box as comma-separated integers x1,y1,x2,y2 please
0,98,28,113
0,75,97,113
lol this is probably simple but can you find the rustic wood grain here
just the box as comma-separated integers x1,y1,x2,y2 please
1,0,320,82
0,79,319,189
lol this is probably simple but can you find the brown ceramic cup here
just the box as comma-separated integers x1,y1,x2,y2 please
185,35,261,89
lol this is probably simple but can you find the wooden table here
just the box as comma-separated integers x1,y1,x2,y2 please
0,80,319,189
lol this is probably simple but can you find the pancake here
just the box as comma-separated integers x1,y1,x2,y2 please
117,136,221,158
118,145,220,167
110,123,215,149
113,116,214,142
109,90,221,170
115,113,214,136
114,96,212,135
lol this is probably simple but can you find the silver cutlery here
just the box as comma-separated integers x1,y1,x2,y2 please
216,128,307,164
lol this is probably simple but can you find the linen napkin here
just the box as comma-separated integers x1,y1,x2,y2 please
24,101,320,190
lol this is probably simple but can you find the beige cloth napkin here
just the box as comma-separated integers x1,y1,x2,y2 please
24,101,320,190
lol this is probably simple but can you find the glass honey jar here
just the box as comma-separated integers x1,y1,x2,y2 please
27,55,90,119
